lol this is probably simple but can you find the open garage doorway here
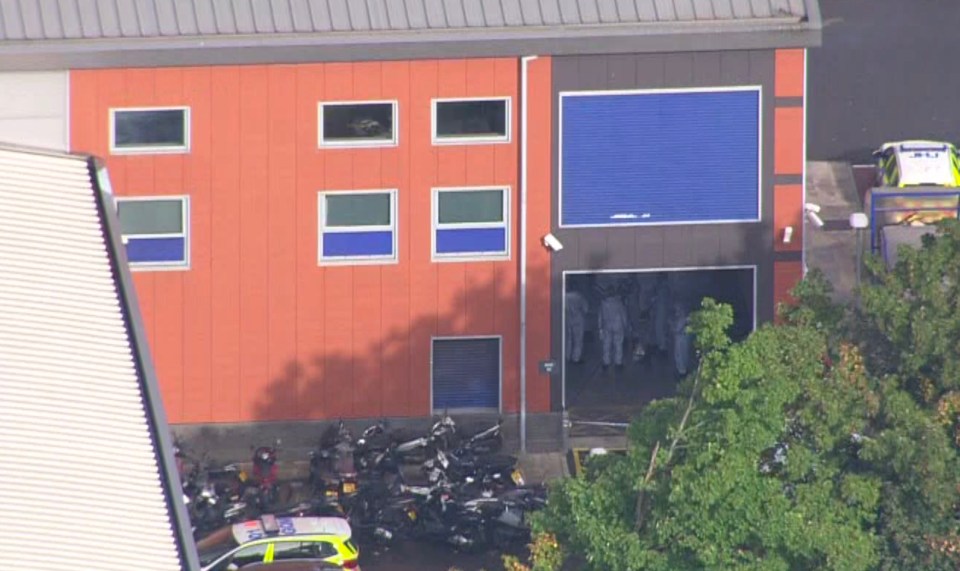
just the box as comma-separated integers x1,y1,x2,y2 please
562,266,755,417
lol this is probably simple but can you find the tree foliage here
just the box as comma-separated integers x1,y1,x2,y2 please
532,224,960,570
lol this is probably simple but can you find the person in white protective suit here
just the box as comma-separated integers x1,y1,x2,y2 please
598,293,629,369
671,301,694,376
652,273,671,354
564,290,589,364
629,274,659,361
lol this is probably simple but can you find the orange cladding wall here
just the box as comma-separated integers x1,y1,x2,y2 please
70,59,549,424
773,49,806,317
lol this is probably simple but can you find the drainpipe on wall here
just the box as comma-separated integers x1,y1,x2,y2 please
519,55,538,453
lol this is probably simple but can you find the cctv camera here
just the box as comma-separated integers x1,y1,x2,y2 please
804,203,821,214
806,211,825,228
542,233,564,252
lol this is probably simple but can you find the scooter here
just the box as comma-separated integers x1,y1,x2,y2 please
248,439,282,511
424,448,523,491
399,483,488,552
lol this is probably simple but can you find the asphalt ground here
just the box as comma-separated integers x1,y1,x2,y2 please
808,0,960,162
361,541,526,571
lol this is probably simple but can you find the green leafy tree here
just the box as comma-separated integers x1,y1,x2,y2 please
844,219,960,568
534,276,960,570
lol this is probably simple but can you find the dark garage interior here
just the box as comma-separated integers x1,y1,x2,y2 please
563,268,754,419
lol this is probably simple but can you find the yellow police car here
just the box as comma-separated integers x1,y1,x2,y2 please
197,515,360,571
873,140,960,188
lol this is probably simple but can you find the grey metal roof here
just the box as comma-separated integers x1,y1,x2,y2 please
0,0,808,41
0,0,821,71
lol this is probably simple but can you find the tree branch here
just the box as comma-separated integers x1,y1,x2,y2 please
634,359,705,533
634,440,661,531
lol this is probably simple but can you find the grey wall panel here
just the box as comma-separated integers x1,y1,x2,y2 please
605,228,638,268
575,54,608,90
550,51,778,409
691,51,722,84
662,51,694,84
0,71,68,151
634,54,665,88
605,53,638,89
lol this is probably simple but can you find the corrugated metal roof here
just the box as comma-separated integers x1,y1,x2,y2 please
0,145,197,570
0,0,807,41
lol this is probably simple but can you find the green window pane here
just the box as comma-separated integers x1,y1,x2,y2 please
326,193,391,227
114,109,186,148
438,190,504,224
117,200,184,235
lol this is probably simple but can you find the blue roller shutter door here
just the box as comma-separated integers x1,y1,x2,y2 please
561,89,760,226
432,338,500,411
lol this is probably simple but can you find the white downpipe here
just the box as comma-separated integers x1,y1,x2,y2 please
519,55,538,453
801,48,809,275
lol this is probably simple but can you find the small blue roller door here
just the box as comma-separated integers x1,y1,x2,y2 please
561,89,760,226
432,338,500,411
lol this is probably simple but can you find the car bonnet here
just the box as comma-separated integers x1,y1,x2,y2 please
231,516,353,544
895,143,956,186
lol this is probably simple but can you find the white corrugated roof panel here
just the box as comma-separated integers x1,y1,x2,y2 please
0,145,192,570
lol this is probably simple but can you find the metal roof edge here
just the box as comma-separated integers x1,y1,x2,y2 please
0,21,821,71
88,155,201,571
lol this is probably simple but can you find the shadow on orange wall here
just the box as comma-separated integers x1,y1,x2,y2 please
251,258,552,421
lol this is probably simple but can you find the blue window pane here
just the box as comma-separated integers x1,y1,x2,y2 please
435,228,506,255
126,237,186,264
322,231,394,258
561,90,760,226
432,338,500,410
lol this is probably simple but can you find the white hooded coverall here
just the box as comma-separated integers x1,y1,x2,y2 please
598,295,628,367
672,303,693,376
565,291,589,363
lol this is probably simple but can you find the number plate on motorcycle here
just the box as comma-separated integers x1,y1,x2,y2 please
511,469,524,485
407,509,417,521
342,482,356,494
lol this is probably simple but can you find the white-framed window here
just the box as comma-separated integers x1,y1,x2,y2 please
432,97,511,145
115,196,190,270
431,336,502,412
318,190,398,264
109,107,190,154
432,187,510,261
318,101,398,148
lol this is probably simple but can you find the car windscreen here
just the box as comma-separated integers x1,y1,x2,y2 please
195,526,240,565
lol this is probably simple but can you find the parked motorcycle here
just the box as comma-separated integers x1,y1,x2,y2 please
399,482,488,552
310,421,360,508
423,448,523,491
246,438,283,512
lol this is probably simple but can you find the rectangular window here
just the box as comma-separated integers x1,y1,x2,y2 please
110,107,189,154
432,337,501,411
319,101,397,147
433,98,510,144
318,190,397,264
116,196,189,270
433,187,509,260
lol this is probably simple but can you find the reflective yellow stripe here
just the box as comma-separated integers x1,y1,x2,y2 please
264,543,275,563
